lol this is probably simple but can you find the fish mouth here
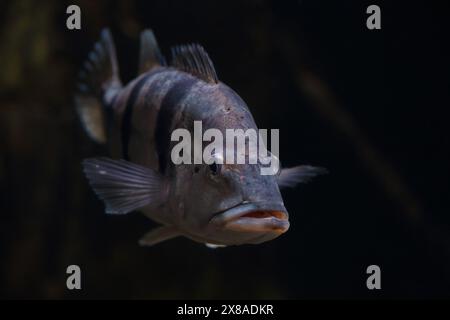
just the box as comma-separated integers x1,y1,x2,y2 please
210,202,290,234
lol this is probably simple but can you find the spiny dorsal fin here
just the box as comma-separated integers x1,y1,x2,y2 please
170,44,218,84
138,29,166,75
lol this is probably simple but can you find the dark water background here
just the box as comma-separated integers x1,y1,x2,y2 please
1,0,450,299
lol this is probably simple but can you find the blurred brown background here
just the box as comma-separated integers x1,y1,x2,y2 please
1,0,450,299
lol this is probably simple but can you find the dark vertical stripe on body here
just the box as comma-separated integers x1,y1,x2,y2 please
121,69,165,160
156,77,198,173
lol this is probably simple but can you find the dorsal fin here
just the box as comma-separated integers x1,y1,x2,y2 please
138,29,166,75
170,44,218,84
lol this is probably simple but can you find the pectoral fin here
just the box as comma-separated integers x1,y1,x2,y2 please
278,165,327,188
82,157,168,214
139,226,181,247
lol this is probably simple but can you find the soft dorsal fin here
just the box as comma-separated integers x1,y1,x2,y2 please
170,44,218,84
138,29,166,75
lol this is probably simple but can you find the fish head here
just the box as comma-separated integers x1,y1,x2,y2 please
171,83,289,245
208,159,290,245
176,152,289,245
171,139,289,245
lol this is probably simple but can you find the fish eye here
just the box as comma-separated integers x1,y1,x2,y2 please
209,162,220,175
206,152,223,176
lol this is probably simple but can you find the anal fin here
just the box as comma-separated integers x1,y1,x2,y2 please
139,226,180,247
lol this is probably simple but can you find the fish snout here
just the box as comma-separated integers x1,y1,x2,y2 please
210,201,290,234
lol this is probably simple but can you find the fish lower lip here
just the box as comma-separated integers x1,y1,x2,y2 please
210,202,289,233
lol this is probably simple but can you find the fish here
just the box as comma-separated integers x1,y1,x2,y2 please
75,28,326,247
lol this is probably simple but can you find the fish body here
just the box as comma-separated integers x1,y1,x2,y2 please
76,29,325,247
